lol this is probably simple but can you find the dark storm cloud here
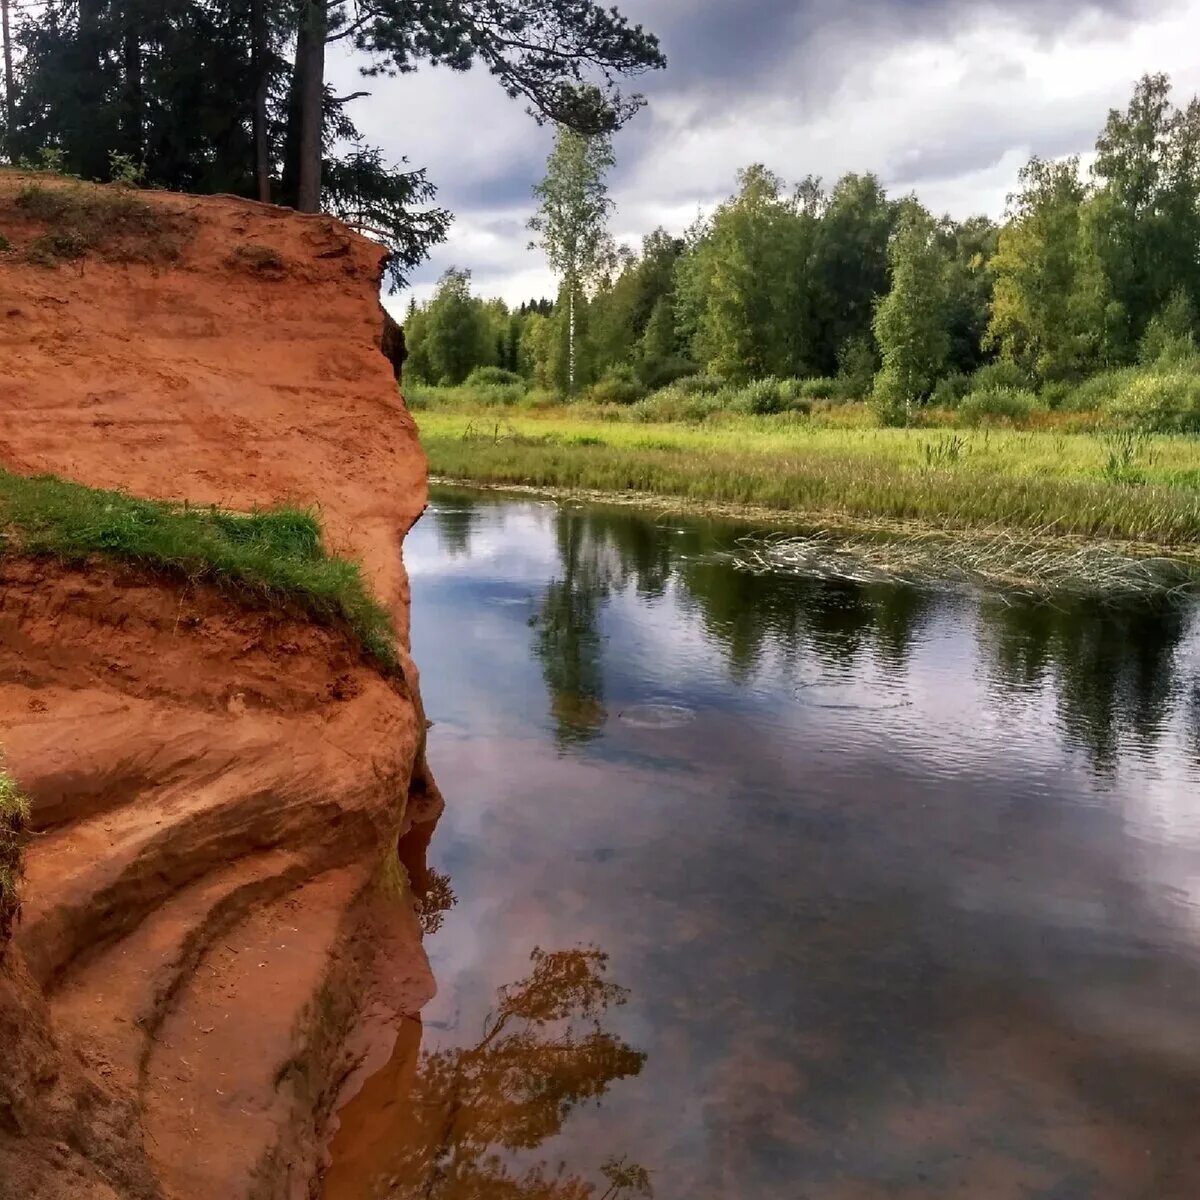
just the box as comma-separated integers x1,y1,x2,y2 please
624,0,1149,94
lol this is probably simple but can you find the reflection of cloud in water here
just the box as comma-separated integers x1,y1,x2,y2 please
401,488,1200,1199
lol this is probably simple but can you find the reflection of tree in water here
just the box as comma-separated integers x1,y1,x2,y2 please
530,508,940,734
980,597,1192,771
530,515,614,746
678,544,934,679
379,947,650,1200
431,497,481,559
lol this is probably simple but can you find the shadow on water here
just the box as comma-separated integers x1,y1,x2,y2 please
327,489,1200,1199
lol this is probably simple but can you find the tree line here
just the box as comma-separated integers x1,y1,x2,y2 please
405,74,1200,417
0,0,664,285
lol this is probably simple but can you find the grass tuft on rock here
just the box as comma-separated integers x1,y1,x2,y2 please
0,766,30,950
4,178,193,265
0,469,398,670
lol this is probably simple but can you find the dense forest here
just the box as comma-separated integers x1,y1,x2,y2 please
404,74,1200,425
0,0,664,284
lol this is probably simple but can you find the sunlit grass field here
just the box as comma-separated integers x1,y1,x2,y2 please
416,404,1200,547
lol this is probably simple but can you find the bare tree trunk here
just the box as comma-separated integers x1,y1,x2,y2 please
251,0,270,202
568,287,577,394
295,0,326,213
1,0,14,155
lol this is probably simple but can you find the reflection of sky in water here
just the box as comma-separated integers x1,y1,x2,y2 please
398,490,1200,1198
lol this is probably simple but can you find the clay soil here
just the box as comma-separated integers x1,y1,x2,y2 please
0,173,439,1200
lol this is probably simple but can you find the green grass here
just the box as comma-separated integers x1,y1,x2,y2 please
0,469,398,669
416,407,1200,548
0,766,29,949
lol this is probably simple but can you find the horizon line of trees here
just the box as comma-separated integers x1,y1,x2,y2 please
403,73,1200,415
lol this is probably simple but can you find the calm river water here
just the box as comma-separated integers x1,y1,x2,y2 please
326,486,1200,1200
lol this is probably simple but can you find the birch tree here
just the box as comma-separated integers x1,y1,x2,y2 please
529,123,615,394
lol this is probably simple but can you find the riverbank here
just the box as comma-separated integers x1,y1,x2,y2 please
417,407,1200,549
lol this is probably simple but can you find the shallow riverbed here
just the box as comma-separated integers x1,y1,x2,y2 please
326,485,1200,1200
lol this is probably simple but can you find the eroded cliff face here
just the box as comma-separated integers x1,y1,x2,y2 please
0,175,439,1199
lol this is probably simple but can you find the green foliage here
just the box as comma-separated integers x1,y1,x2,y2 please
466,366,526,389
0,765,30,951
929,371,972,409
0,468,398,670
835,333,877,399
970,359,1034,393
872,202,951,419
1138,289,1198,365
730,377,807,415
410,268,496,386
957,387,1040,427
671,374,728,397
107,150,146,187
680,165,818,382
590,364,646,405
1090,74,1200,351
1104,369,1200,432
629,390,726,424
985,156,1113,381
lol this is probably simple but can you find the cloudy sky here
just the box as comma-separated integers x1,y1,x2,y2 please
330,0,1200,311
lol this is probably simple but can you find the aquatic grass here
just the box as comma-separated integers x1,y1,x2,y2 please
732,529,1200,601
418,412,1200,548
0,469,398,670
0,764,29,951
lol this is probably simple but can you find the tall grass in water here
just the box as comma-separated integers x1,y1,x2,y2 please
0,469,398,669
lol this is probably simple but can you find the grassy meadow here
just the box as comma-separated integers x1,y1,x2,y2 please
413,388,1200,551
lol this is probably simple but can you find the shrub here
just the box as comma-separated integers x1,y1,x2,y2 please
929,371,972,409
969,360,1033,393
957,387,1039,426
1039,380,1075,410
590,364,647,405
798,377,838,400
869,369,910,427
1139,289,1197,366
671,374,728,397
638,356,700,390
1105,369,1200,433
630,389,725,424
730,377,807,415
836,334,877,399
465,366,526,389
1061,367,1142,412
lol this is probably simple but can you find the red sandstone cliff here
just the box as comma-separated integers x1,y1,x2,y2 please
0,173,439,1199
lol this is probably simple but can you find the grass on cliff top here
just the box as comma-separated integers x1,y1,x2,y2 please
417,409,1200,549
0,469,398,670
0,174,194,265
0,766,30,950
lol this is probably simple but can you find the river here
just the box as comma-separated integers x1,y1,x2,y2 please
325,486,1200,1200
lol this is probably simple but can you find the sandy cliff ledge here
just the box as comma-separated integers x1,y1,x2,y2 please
0,174,440,1199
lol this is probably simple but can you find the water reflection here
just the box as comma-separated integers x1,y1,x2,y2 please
438,493,1198,770
343,490,1200,1199
981,597,1192,771
324,947,649,1200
